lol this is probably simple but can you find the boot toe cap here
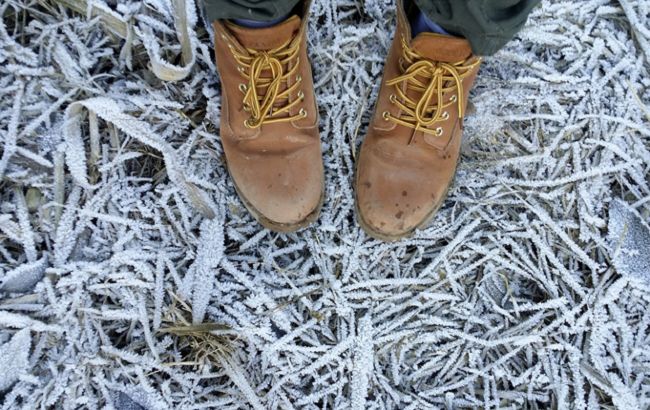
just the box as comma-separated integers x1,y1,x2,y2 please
357,178,438,240
231,155,324,229
355,146,453,240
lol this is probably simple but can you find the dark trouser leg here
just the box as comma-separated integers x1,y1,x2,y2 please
413,0,540,55
201,0,301,22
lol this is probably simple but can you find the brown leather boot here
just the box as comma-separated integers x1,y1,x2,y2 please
212,1,323,232
355,0,482,241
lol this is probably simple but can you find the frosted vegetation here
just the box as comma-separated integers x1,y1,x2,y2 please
1,0,650,408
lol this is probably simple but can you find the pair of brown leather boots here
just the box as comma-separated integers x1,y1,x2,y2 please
212,0,481,241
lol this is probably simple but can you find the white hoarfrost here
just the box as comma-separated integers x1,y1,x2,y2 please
0,328,31,391
1,0,649,408
608,198,650,283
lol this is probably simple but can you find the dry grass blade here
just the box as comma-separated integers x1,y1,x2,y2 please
158,292,235,367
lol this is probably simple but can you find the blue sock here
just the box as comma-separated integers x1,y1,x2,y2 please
411,10,449,36
232,13,290,29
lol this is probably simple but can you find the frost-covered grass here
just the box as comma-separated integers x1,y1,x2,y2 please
1,0,650,408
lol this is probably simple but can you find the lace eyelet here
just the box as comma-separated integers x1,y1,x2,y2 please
382,111,390,121
237,66,245,73
298,90,305,100
244,119,252,128
435,127,444,136
296,75,302,82
450,95,458,103
243,104,250,112
442,112,450,120
239,84,247,92
299,108,307,118
389,94,397,103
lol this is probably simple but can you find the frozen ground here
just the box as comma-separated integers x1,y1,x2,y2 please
1,0,650,408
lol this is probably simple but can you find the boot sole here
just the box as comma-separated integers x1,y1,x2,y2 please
354,161,457,242
231,173,325,233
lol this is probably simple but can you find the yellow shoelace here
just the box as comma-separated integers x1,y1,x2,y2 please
384,36,481,137
230,37,306,129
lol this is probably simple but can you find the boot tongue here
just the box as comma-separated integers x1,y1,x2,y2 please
410,33,473,63
226,15,301,51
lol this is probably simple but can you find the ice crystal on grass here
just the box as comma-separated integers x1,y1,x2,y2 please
0,328,31,391
608,199,650,284
1,0,650,408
